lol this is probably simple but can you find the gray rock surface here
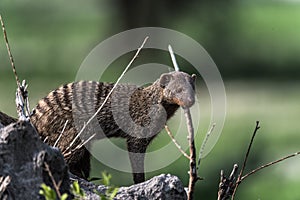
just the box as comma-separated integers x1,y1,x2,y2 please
116,174,187,200
0,121,70,200
0,115,187,200
71,173,187,200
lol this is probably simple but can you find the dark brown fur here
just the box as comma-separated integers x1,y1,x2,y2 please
30,71,196,183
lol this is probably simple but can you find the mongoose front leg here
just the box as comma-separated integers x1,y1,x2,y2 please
126,137,151,183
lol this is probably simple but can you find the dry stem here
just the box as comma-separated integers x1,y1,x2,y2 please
168,44,198,199
184,108,198,200
63,36,149,154
43,136,49,143
63,133,96,159
217,164,238,200
0,15,20,87
165,125,190,159
241,151,300,181
231,121,260,199
54,120,69,148
229,121,300,199
0,15,30,120
0,176,11,198
168,45,180,71
218,121,300,200
197,123,215,169
44,163,63,198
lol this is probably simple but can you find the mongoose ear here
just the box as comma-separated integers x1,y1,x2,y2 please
191,74,196,82
159,74,172,88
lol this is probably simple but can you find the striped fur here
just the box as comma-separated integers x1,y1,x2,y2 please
30,71,196,183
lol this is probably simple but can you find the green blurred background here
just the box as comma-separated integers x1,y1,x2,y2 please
1,0,300,199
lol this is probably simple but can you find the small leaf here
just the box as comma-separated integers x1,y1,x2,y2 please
60,193,68,200
39,183,57,200
101,171,112,186
109,187,119,200
71,181,85,198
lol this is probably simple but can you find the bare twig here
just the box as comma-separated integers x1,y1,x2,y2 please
0,15,30,120
63,133,96,159
197,123,216,169
168,45,180,71
240,121,261,177
54,120,69,148
168,44,198,199
218,121,300,200
44,163,63,198
75,133,96,150
15,80,31,120
217,164,239,200
184,108,198,200
0,15,20,87
231,121,260,199
63,36,149,154
0,176,11,198
165,125,190,159
43,136,49,143
241,151,300,181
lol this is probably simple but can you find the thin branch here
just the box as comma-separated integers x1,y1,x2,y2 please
168,43,198,199
62,121,85,154
76,133,96,150
44,163,62,198
63,133,97,159
0,15,20,87
0,15,30,120
184,108,198,200
241,151,300,181
165,125,190,159
43,136,49,143
54,120,69,148
0,176,11,198
240,121,261,177
231,121,260,199
218,170,225,200
217,164,239,200
219,121,300,200
197,123,216,169
63,36,149,154
168,45,180,71
22,80,31,118
15,80,31,120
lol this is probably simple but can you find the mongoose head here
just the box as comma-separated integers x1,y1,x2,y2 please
158,71,196,108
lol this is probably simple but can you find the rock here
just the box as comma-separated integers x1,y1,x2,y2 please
116,174,187,200
71,173,187,200
0,111,16,127
0,121,70,200
0,115,187,200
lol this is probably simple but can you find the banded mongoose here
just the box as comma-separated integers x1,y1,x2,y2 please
30,71,196,183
